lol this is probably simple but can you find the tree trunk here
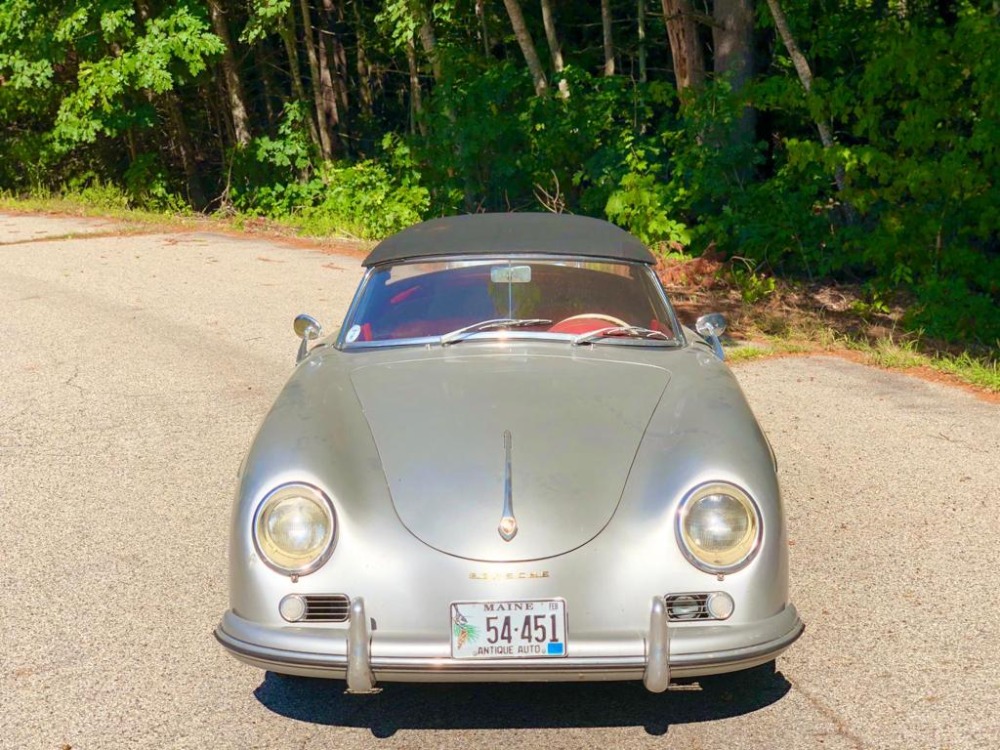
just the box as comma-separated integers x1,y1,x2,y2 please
298,0,333,159
539,2,565,73
713,0,755,161
540,0,569,97
164,91,208,209
502,0,548,95
319,0,350,154
476,0,492,56
254,44,279,127
764,0,846,193
638,0,647,83
601,0,615,76
278,5,322,153
406,37,427,136
661,0,705,94
206,0,251,147
418,19,444,83
352,2,373,119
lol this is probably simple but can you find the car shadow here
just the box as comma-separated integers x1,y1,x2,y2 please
254,664,791,737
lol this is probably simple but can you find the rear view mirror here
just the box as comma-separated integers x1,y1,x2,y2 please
294,313,323,363
695,313,727,360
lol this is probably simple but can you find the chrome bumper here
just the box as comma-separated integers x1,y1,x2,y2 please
215,597,803,694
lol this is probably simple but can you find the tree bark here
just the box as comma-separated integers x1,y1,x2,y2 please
476,0,492,56
164,91,208,209
418,19,444,84
206,0,251,147
319,0,350,154
713,0,755,159
254,44,279,127
406,37,427,136
661,0,705,94
502,0,548,95
539,0,569,96
763,0,832,147
278,4,322,153
298,0,333,159
764,0,846,192
352,1,373,119
601,0,615,76
638,0,647,83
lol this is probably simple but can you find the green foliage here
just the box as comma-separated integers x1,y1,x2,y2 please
123,154,188,212
232,115,429,239
53,2,223,148
728,257,777,305
603,143,690,247
62,173,131,210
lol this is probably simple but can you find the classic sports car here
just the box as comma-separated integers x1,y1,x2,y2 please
215,213,803,693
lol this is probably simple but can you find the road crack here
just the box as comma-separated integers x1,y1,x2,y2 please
788,674,868,749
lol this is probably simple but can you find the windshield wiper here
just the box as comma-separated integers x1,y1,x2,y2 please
572,326,677,347
440,318,553,346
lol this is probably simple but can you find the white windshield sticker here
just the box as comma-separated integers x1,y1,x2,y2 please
345,325,362,343
491,265,532,283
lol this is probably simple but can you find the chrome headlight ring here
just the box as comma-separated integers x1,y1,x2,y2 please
252,482,337,577
675,482,762,574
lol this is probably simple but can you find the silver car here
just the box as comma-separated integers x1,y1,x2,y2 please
215,213,803,694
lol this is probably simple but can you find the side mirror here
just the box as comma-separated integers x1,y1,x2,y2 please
695,313,727,360
294,313,323,363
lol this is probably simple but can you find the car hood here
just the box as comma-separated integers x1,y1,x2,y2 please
350,352,670,562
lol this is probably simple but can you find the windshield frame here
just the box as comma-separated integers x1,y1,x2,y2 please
334,254,687,351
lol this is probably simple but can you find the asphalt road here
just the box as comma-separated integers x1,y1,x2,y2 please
3,213,998,750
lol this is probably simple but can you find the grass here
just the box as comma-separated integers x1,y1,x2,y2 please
0,189,366,246
726,326,1000,395
0,190,210,238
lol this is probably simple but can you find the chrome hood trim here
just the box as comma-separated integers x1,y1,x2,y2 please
350,352,670,562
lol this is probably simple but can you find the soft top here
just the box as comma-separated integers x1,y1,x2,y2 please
362,213,655,267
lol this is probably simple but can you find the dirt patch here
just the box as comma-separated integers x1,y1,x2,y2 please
657,254,998,401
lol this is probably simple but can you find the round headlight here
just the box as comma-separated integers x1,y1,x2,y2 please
253,483,336,576
676,482,761,573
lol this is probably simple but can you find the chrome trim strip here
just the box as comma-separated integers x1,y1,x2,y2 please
345,597,380,694
643,596,670,692
498,430,517,541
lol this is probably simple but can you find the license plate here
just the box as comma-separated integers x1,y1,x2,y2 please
450,599,567,659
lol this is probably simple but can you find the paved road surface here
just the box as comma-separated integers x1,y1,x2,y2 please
2,213,998,749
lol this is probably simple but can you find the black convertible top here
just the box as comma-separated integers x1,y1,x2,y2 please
362,213,655,267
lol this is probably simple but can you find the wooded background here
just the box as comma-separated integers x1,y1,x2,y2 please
1,0,997,344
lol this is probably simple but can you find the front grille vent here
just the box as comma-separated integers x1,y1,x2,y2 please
302,594,351,622
664,593,711,621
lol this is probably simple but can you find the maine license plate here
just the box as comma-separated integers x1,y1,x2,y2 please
450,599,567,659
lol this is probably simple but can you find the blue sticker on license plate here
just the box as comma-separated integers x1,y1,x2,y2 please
547,642,564,655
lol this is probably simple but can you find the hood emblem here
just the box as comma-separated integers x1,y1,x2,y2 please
498,430,518,542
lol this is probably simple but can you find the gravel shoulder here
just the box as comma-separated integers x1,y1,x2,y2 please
2,213,998,750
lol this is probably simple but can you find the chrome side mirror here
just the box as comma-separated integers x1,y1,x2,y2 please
294,313,323,363
695,313,727,360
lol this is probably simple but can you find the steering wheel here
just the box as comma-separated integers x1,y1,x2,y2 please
549,313,630,334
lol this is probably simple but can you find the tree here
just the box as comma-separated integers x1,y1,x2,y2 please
540,0,569,96
601,0,615,76
207,0,252,147
502,0,548,95
661,0,705,94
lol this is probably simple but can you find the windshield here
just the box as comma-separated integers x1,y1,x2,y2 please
340,257,680,347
